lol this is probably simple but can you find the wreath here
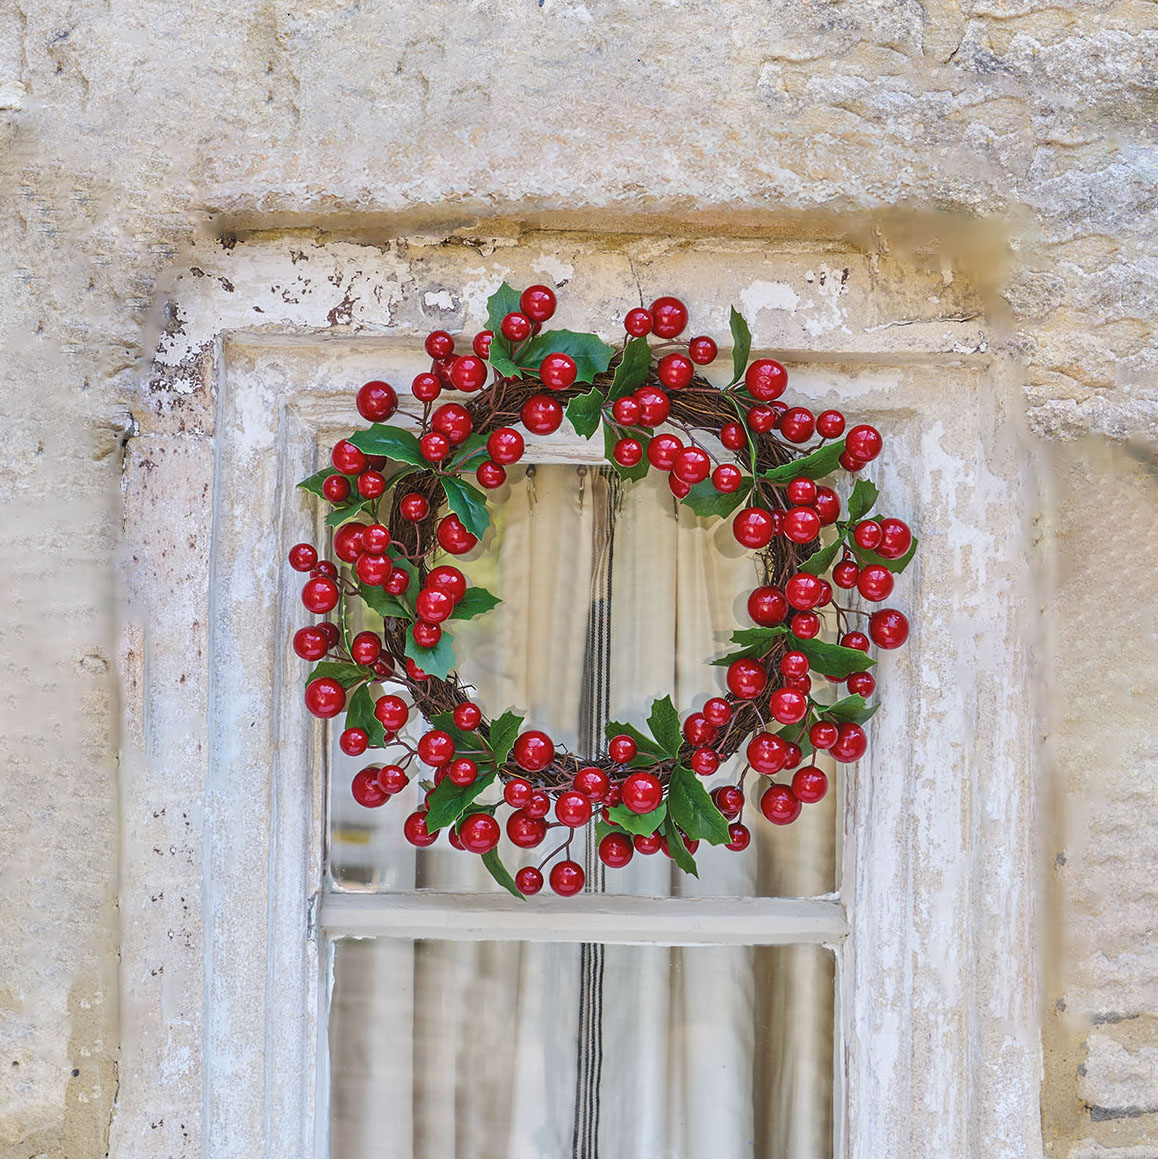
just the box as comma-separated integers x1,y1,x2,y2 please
288,282,916,897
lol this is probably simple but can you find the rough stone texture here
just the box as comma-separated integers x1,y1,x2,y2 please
1,0,1156,1155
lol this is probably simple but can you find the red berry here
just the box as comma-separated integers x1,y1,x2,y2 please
475,460,505,489
727,658,767,699
725,822,751,851
869,608,909,649
416,587,454,624
712,464,743,493
647,433,682,471
332,522,364,564
520,284,557,323
748,585,788,626
356,380,399,422
385,567,411,595
786,573,826,610
784,673,812,695
516,866,544,895
624,307,653,336
830,721,867,762
703,696,732,726
780,407,815,443
399,493,430,522
357,470,386,499
748,405,777,434
449,355,486,392
437,514,478,555
668,474,691,499
682,712,717,747
839,450,867,472
846,424,882,462
513,730,555,772
405,657,428,682
853,520,883,550
555,790,593,828
786,478,817,506
633,831,663,855
412,372,441,402
809,721,838,750
472,331,493,358
293,625,330,661
613,438,643,467
350,631,381,666
672,446,711,485
770,686,808,725
487,427,525,465
412,620,441,648
425,331,455,359
288,543,318,572
425,565,465,605
792,766,828,804
842,631,870,653
783,506,821,544
599,831,634,868
363,524,391,554
733,507,775,549
574,766,610,801
848,671,876,697
608,734,637,763
690,747,720,776
688,336,717,365
501,311,533,342
351,767,389,807
760,784,802,825
612,396,641,425
375,765,407,794
745,359,788,401
332,439,368,475
455,814,497,856
649,296,688,338
833,560,859,589
713,785,745,818
877,518,913,559
522,394,564,435
504,778,533,809
322,474,351,503
432,403,473,446
354,553,390,586
746,731,788,775
790,611,821,639
814,486,841,525
417,729,455,766
302,576,339,614
453,702,482,730
633,385,671,427
621,771,663,814
403,810,438,847
721,422,747,450
526,790,551,819
340,727,369,756
305,676,346,718
419,431,450,463
312,560,338,579
540,352,578,390
816,409,845,438
857,564,894,602
448,758,478,786
657,352,694,390
549,860,585,896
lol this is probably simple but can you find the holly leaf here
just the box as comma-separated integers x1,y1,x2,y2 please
305,661,366,688
795,638,875,679
347,424,426,466
595,818,618,843
605,719,662,756
708,626,787,664
345,683,387,747
729,306,752,386
404,629,457,681
441,476,490,540
603,422,649,482
358,583,411,621
680,480,751,519
797,536,845,577
566,388,606,439
666,763,730,845
820,694,880,725
481,848,523,899
298,467,342,497
662,818,699,876
846,479,878,523
485,281,523,334
449,586,501,621
762,438,847,484
607,802,666,836
517,330,617,385
850,537,919,575
486,710,524,765
778,721,815,760
646,695,683,758
607,337,653,401
424,771,496,832
429,710,492,758
325,499,373,528
448,433,489,471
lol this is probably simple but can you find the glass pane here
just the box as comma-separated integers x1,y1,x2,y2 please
328,938,834,1159
327,465,838,897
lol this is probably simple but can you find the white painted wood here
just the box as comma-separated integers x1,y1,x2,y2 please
320,892,847,946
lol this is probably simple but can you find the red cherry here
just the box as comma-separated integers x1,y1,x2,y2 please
293,625,330,660
624,307,654,336
792,765,828,804
745,359,788,401
437,515,478,555
504,778,533,809
848,671,876,697
417,729,455,766
450,354,487,392
412,620,441,648
649,296,688,338
487,427,525,465
427,565,467,603
332,439,368,475
501,311,533,342
540,352,578,390
746,731,788,774
842,631,871,653
520,284,557,323
786,573,826,610
869,608,909,649
472,331,493,358
703,696,732,726
748,405,778,434
362,524,391,554
633,831,662,855
713,785,745,818
322,474,351,503
786,478,817,506
599,831,635,868
672,446,711,485
513,730,555,772
412,372,441,402
783,506,821,544
399,492,430,522
690,747,720,776
403,810,438,847
846,424,882,462
748,586,788,626
613,438,643,467
608,735,637,763
682,712,717,747
302,576,339,613
525,790,551,819
761,784,802,825
432,403,473,446
425,331,455,359
522,393,564,435
857,564,894,602
621,771,663,814
459,813,500,854
385,567,411,595
816,409,845,438
350,631,381,666
770,686,808,725
727,658,767,699
688,336,717,364
549,860,585,896
721,422,747,450
355,553,390,586
356,380,399,422
830,722,867,762
288,543,318,572
340,727,369,756
516,866,544,895
305,676,345,718
448,758,478,786
853,520,883,550
790,611,820,639
574,766,610,801
555,790,593,828
647,433,683,471
657,352,694,390
351,767,389,807
453,702,482,730
733,507,775,549
416,587,454,623
780,408,815,443
612,396,642,425
877,518,913,559
633,385,671,427
712,464,743,493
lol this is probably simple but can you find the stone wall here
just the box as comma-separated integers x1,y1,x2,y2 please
1,1,1154,1156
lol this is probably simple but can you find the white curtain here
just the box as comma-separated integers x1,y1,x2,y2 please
327,466,835,1159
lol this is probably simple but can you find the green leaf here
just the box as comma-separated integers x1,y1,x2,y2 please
666,764,731,845
424,771,496,832
428,710,491,757
486,710,524,765
565,388,606,439
358,583,411,621
647,695,683,758
404,629,457,681
298,467,342,497
795,637,876,679
605,719,662,756
449,586,501,621
448,433,488,471
607,802,666,836
441,475,490,540
680,479,752,519
325,499,373,528
485,281,523,335
706,626,788,665
481,848,524,899
850,536,919,575
777,721,815,760
729,306,752,386
516,330,617,385
662,818,699,876
348,424,426,465
595,818,618,844
603,422,649,482
797,536,845,577
846,479,879,523
305,661,366,689
762,438,847,485
820,694,880,725
607,337,653,401
345,683,387,747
